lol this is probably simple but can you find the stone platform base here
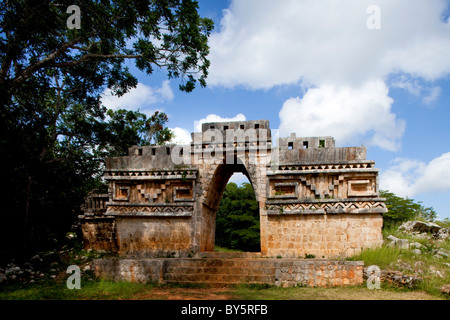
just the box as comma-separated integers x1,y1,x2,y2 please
92,253,364,287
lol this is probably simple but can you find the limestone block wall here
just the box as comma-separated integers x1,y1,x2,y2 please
115,217,194,257
81,219,117,252
93,258,165,283
264,214,383,258
274,260,364,287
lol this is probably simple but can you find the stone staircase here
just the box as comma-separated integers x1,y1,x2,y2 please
92,254,364,287
163,253,275,286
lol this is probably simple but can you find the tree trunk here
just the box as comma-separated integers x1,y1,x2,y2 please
23,174,32,254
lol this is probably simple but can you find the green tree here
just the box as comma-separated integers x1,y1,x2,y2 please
105,109,173,157
215,182,260,252
0,0,213,262
380,190,438,229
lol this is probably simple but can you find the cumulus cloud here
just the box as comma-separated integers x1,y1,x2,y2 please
209,0,450,89
194,113,246,131
208,0,450,150
168,113,247,145
169,127,192,145
279,80,406,151
101,80,174,115
380,153,450,197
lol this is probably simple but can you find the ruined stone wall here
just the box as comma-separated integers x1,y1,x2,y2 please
79,193,117,252
81,219,117,252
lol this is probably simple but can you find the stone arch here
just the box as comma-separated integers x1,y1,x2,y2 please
199,160,261,252
80,119,386,259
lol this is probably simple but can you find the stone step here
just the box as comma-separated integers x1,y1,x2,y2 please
164,258,273,269
163,280,268,287
163,272,275,284
164,266,276,275
163,257,276,285
198,252,262,259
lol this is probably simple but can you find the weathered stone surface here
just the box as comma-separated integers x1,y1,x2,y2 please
399,220,445,236
436,228,450,240
398,220,449,242
441,284,450,295
363,268,422,288
387,235,410,250
80,218,117,252
434,249,449,258
410,242,422,249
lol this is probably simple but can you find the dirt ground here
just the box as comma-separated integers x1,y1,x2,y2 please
132,287,236,300
127,286,444,300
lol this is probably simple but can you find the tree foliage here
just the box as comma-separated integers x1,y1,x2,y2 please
0,0,213,97
105,109,173,157
380,190,438,228
215,182,260,252
0,0,213,262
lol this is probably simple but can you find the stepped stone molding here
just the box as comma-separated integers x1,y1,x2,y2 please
267,200,387,215
105,204,194,217
104,169,198,180
268,161,376,174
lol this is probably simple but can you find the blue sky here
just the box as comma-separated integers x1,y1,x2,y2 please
101,0,450,220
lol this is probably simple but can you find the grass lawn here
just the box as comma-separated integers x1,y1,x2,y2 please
1,224,448,301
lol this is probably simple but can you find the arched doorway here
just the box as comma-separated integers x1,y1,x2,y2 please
200,162,261,252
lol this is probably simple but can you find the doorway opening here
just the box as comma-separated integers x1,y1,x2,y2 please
214,172,260,252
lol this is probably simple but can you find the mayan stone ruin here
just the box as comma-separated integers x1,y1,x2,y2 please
80,119,386,261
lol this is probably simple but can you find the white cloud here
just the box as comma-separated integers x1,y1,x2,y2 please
423,86,442,105
101,80,174,115
195,113,246,131
209,0,450,89
228,172,249,186
209,0,450,150
390,75,423,96
158,80,175,101
168,113,247,145
169,127,192,145
390,75,441,105
380,153,450,197
279,80,406,151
